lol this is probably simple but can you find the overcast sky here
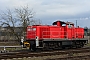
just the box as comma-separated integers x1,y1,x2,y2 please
0,0,90,28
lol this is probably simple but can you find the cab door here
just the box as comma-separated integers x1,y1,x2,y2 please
66,24,75,39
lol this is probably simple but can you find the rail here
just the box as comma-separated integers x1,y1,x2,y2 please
0,47,90,59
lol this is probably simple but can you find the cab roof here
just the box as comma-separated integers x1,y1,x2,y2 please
52,21,74,25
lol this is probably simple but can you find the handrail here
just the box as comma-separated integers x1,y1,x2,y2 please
26,30,84,39
42,31,84,39
42,31,68,39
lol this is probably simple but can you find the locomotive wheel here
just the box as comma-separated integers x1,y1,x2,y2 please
43,43,49,50
62,46,65,49
32,44,36,51
29,44,36,51
80,42,84,47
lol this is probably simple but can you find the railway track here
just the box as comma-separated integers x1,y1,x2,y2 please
46,55,90,60
0,47,90,60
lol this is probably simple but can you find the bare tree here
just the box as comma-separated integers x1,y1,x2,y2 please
0,6,41,41
15,6,35,39
0,9,19,41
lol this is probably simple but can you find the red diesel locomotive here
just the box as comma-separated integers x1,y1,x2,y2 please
23,20,88,51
